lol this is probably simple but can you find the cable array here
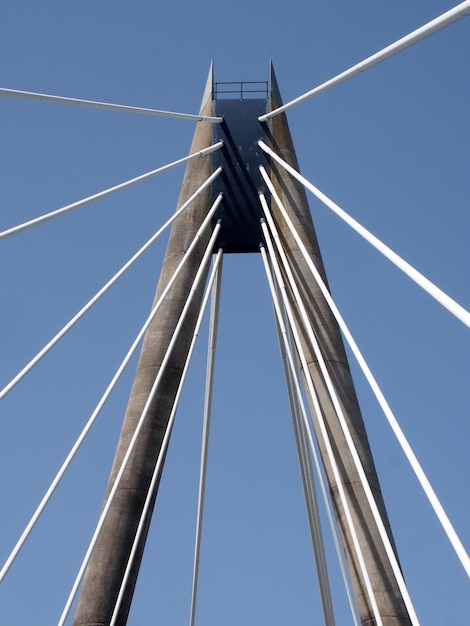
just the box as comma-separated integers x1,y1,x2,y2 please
1,3,468,625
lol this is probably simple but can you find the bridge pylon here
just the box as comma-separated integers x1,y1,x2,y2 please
72,63,412,626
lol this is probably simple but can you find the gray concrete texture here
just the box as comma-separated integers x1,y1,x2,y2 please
72,72,215,626
73,64,411,626
268,64,411,625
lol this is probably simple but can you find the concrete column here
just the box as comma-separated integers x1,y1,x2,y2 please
72,67,215,626
267,63,411,625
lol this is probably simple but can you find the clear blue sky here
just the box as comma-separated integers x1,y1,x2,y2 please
0,1,469,624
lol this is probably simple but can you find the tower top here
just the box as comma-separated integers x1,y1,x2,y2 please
211,77,270,253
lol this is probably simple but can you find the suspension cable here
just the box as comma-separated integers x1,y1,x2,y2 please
273,289,337,626
0,142,223,240
0,233,222,584
259,165,470,578
258,143,470,329
259,1,470,121
109,246,224,626
189,253,223,626
259,242,384,626
0,283,181,581
260,197,360,626
0,168,222,402
282,331,360,626
0,86,223,123
57,203,222,626
260,212,419,624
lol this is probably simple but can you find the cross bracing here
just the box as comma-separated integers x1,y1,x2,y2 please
0,2,470,620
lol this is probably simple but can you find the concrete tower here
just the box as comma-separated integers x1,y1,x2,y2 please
73,64,411,626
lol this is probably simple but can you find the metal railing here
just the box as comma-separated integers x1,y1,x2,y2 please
214,81,268,99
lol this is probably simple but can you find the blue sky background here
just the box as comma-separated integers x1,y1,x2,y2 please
0,1,469,624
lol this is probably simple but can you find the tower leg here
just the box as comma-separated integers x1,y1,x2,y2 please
268,64,411,626
72,70,215,626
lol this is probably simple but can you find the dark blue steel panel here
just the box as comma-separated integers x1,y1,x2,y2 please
212,98,270,253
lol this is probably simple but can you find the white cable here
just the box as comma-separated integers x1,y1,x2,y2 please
189,253,223,626
0,143,223,240
0,87,223,123
268,205,336,626
260,212,419,624
0,178,221,578
259,1,470,121
0,241,215,583
283,350,360,626
57,198,222,626
258,143,470,329
0,168,223,402
109,245,224,626
259,165,470,578
259,242,384,626
274,300,337,626
261,199,360,626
